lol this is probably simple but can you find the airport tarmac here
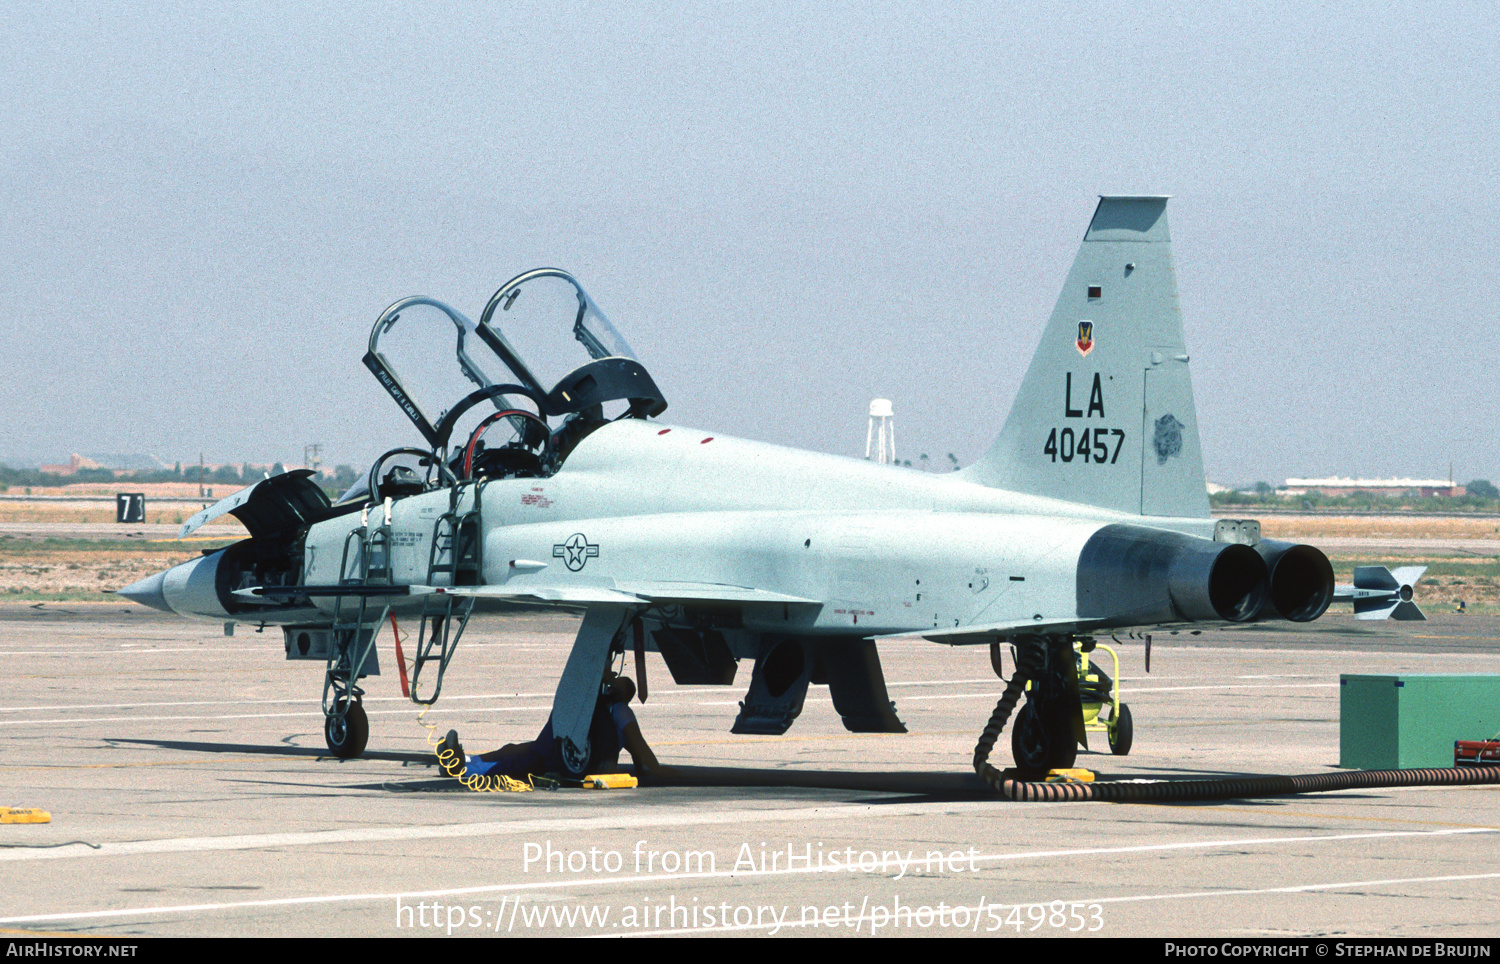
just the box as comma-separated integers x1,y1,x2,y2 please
1,604,1497,939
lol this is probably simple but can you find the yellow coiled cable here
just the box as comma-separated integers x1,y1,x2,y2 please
418,706,532,793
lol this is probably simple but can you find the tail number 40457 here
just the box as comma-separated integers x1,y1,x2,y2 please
1043,427,1125,464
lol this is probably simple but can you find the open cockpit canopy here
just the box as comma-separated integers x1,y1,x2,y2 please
356,269,666,499
478,268,662,418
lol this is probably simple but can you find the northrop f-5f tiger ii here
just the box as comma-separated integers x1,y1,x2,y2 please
121,197,1341,784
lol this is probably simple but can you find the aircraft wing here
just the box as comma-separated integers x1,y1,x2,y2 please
610,582,821,605
434,581,820,607
233,583,641,605
429,585,644,605
879,617,1110,645
237,581,821,608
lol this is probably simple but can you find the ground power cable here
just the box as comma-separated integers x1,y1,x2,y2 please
972,642,1500,802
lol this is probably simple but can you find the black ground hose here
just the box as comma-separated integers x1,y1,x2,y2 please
983,764,1500,802
973,641,1500,801
973,643,1043,786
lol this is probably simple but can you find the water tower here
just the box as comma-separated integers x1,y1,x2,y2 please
866,398,895,464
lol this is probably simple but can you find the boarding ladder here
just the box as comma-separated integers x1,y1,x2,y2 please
407,481,482,705
322,505,395,723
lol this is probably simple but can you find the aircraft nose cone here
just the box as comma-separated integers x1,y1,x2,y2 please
118,570,172,613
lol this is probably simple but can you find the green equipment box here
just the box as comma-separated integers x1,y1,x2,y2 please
1340,674,1500,769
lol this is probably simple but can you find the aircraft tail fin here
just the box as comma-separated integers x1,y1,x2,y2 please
961,197,1209,518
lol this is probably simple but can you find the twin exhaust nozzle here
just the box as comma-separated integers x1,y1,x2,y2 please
1078,525,1333,627
1253,540,1336,622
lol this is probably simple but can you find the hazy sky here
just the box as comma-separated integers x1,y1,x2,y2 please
2,2,1494,484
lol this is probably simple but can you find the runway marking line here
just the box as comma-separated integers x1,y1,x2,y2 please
615,870,1500,937
0,692,563,714
1411,634,1500,641
1121,802,1500,830
6,683,1341,727
0,707,554,727
0,759,205,771
1,825,1494,924
654,731,922,747
0,927,102,938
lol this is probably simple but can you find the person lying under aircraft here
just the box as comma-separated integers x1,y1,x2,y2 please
438,672,666,784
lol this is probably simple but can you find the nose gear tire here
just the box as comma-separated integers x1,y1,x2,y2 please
325,700,369,759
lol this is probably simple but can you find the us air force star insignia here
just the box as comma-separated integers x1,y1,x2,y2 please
553,533,599,571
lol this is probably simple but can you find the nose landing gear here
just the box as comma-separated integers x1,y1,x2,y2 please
325,698,369,759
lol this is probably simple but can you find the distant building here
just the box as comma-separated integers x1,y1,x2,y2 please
39,454,107,476
37,454,286,479
1281,477,1465,498
40,453,175,477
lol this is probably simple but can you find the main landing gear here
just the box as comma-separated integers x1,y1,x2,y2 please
1011,698,1077,772
975,634,1088,781
1008,635,1085,775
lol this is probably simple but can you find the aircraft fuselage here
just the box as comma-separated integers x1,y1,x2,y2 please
152,417,1221,642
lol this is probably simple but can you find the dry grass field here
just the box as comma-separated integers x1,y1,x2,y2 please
0,499,245,599
1259,514,1500,540
0,538,239,598
0,499,245,528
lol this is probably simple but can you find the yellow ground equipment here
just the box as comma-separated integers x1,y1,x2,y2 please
1,807,51,824
1044,768,1095,783
1077,641,1132,755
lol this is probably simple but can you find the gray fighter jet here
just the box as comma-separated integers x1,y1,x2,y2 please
120,197,1339,778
